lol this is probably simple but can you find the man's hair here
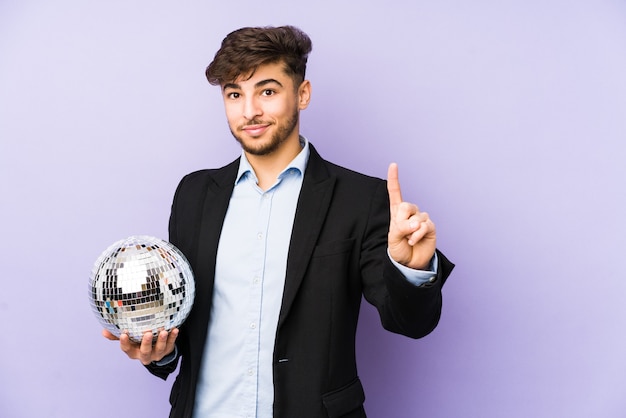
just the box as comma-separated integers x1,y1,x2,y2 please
205,25,312,87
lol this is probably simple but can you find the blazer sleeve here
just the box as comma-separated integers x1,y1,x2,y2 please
143,174,190,380
361,180,455,339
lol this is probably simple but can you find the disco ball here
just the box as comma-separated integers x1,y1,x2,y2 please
88,235,195,343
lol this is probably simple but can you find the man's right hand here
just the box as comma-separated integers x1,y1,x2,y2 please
102,328,179,365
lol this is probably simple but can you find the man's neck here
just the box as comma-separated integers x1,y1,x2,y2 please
245,135,303,191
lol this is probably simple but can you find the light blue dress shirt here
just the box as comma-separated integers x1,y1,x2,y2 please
186,137,437,418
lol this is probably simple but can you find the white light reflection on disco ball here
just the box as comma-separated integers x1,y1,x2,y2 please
88,235,195,343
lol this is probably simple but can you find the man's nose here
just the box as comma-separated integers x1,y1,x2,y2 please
243,97,262,120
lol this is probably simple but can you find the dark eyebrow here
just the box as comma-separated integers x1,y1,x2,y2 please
223,78,284,92
255,78,283,89
222,83,239,91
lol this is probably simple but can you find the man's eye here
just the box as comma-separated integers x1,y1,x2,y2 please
227,92,240,99
262,89,275,96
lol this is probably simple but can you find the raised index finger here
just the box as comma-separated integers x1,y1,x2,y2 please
387,162,403,207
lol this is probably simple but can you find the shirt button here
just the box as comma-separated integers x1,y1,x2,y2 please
250,322,256,329
257,233,263,240
247,369,253,376
253,277,260,284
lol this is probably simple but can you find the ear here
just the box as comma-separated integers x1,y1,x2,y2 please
298,80,311,110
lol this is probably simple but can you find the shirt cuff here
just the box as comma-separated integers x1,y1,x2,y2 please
387,249,438,287
154,344,178,366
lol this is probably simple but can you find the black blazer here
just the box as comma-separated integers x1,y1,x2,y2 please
147,144,454,418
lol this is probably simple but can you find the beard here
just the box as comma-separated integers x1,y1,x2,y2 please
230,109,299,156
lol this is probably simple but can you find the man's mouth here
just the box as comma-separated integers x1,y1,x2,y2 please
241,122,271,137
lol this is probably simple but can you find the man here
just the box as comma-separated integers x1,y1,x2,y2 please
104,25,454,418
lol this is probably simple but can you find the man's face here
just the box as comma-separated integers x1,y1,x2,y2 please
222,62,310,156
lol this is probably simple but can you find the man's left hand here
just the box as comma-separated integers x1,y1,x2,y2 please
387,163,437,270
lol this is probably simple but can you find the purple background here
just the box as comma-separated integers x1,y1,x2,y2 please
1,1,625,417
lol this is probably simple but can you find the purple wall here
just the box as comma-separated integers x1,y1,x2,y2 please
1,1,625,417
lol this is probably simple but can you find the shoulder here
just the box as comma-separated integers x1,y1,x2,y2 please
325,160,383,185
308,143,384,189
176,158,240,193
318,157,386,199
308,151,388,211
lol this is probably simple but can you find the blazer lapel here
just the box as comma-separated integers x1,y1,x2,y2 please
191,159,239,345
278,145,336,328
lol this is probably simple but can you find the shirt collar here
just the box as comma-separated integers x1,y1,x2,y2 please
236,136,310,185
